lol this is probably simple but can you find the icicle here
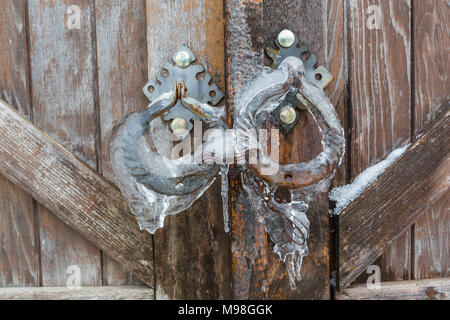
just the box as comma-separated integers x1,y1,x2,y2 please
220,165,230,233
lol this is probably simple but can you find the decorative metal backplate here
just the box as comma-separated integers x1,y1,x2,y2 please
266,34,333,134
142,46,224,133
266,35,333,90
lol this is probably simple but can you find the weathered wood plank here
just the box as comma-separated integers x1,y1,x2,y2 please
27,0,102,286
0,99,154,288
414,194,449,279
0,286,153,300
339,109,450,289
0,0,39,286
336,277,450,300
227,0,337,299
347,0,412,284
413,0,450,280
95,0,148,286
326,0,347,294
146,0,231,299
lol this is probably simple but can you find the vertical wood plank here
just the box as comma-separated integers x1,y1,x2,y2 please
0,0,39,287
226,0,265,300
414,193,449,279
95,0,148,286
345,0,412,283
413,0,450,279
146,0,231,299
327,0,347,294
27,0,102,286
227,0,337,299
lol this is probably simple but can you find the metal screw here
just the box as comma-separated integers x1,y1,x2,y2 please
277,29,295,48
170,117,187,135
280,105,296,124
175,51,192,68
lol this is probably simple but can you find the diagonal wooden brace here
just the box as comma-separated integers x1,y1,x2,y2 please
0,99,154,288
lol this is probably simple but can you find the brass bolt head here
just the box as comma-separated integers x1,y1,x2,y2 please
170,118,187,135
175,51,192,68
280,105,296,124
278,29,295,48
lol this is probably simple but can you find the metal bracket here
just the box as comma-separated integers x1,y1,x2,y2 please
142,46,224,134
266,30,333,134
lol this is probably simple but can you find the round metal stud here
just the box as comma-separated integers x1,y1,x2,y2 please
280,105,296,124
277,29,295,48
175,51,192,68
170,118,187,135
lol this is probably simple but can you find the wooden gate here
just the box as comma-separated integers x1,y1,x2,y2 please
0,0,448,300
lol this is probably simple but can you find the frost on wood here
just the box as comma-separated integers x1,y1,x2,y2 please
233,57,345,289
329,144,410,216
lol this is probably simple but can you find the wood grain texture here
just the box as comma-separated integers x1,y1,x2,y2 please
413,0,450,280
146,0,231,299
414,194,449,279
0,0,39,286
339,110,450,289
227,0,337,299
336,277,450,300
0,99,154,288
0,286,153,300
347,0,412,284
27,0,102,286
95,0,148,287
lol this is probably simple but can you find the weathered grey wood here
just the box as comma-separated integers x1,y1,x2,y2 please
413,0,450,280
0,0,39,286
346,0,412,284
0,99,154,288
27,0,102,286
227,0,339,299
94,0,148,286
0,286,153,300
414,194,449,279
337,277,450,300
339,109,450,289
146,0,231,300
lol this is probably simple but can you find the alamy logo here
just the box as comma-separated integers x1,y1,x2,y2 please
366,265,381,289
367,5,382,30
66,5,81,30
66,265,81,289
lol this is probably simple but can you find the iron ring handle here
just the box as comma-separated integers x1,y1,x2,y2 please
234,56,345,189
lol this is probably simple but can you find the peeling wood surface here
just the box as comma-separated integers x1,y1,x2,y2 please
0,286,153,300
0,99,154,288
413,0,450,280
226,0,339,299
339,110,450,289
336,277,450,300
146,0,231,300
0,0,39,286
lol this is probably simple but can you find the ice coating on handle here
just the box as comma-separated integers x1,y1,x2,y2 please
234,56,345,289
109,87,229,234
